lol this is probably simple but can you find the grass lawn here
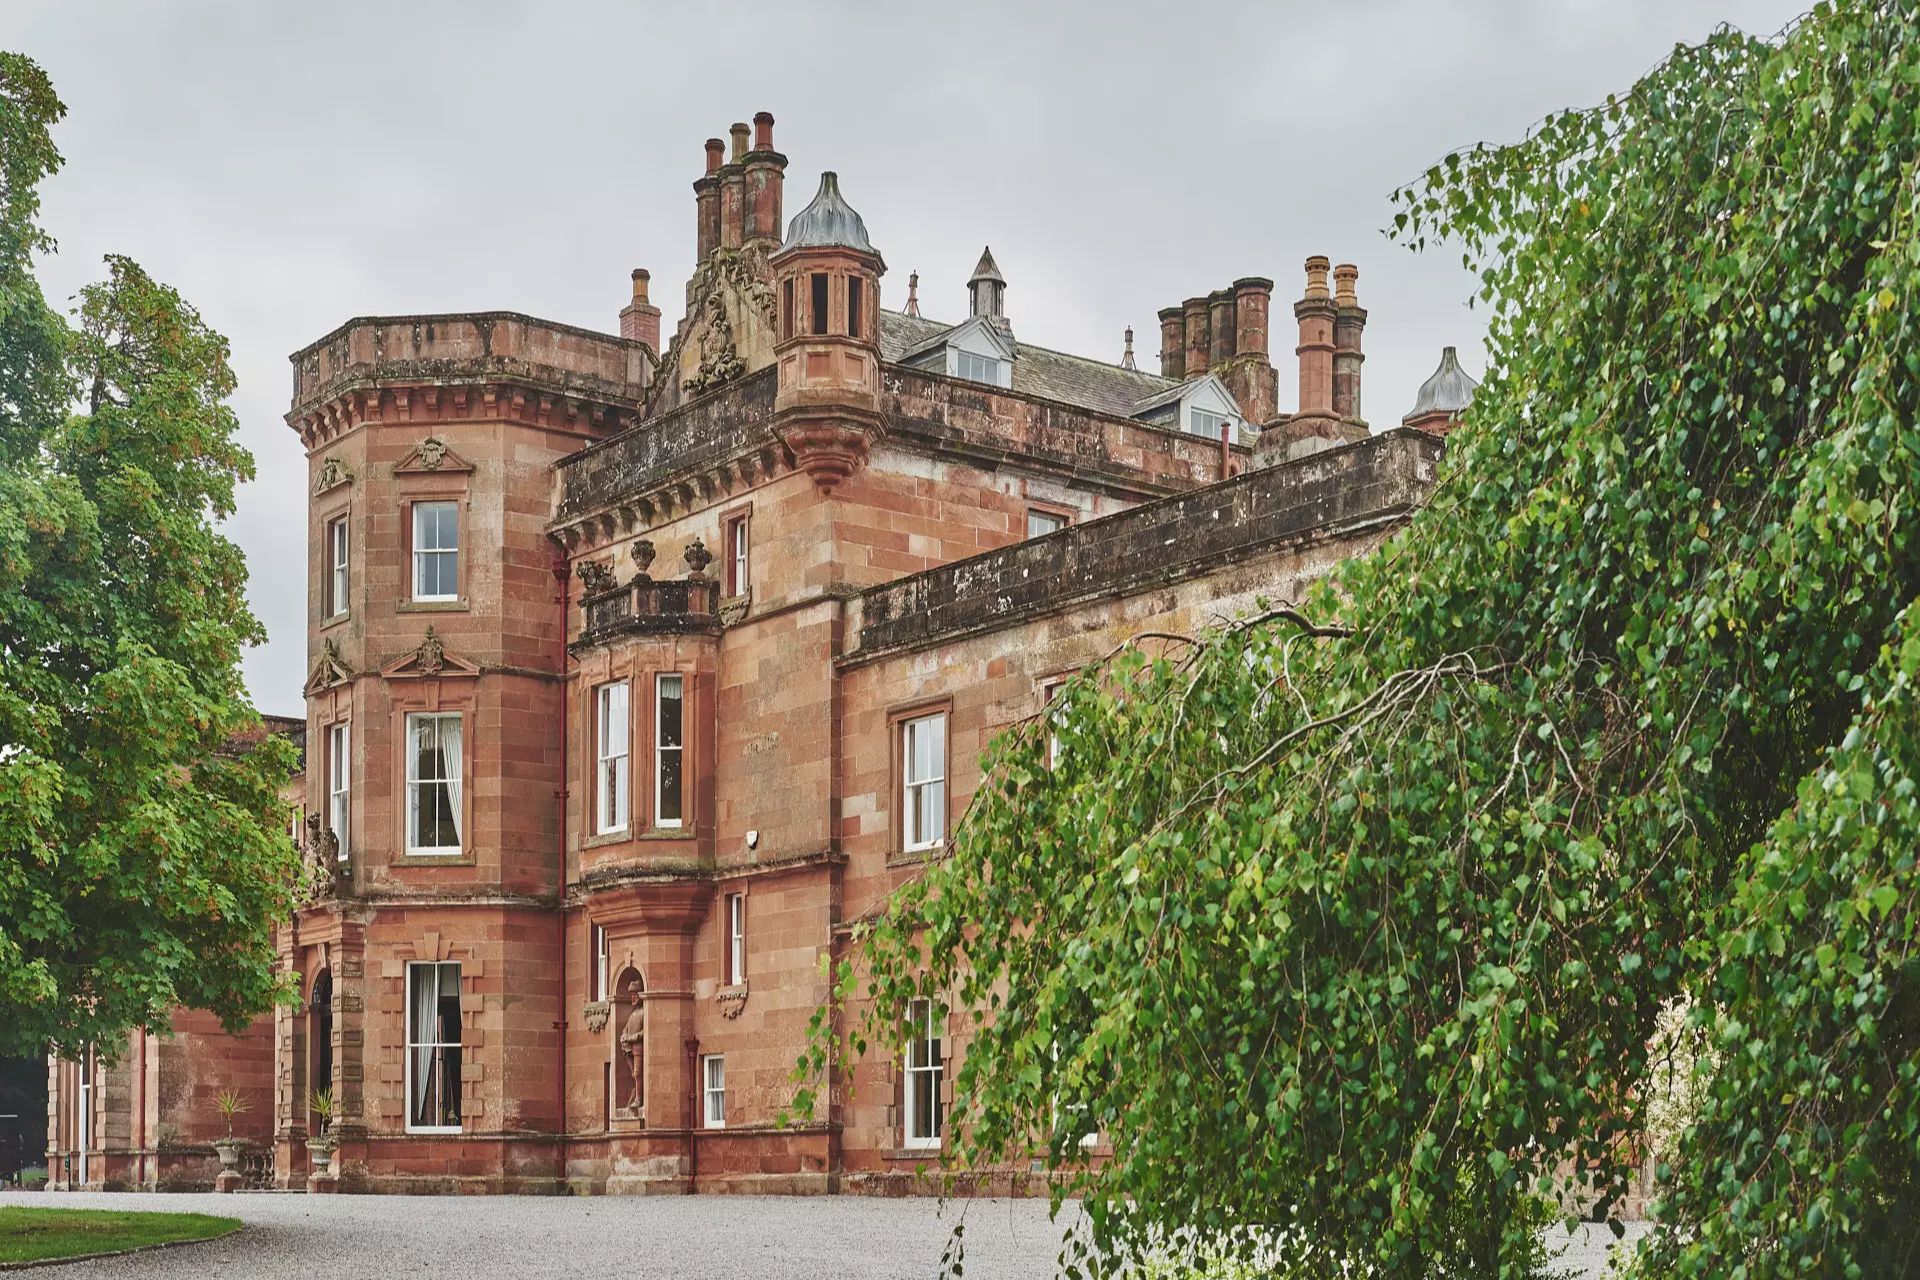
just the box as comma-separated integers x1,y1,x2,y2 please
0,1206,240,1265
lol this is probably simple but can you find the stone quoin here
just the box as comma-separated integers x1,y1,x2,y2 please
47,113,1471,1195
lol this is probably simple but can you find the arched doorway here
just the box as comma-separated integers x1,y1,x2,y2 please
308,968,334,1124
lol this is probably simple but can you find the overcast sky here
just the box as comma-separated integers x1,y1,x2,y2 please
16,0,1804,716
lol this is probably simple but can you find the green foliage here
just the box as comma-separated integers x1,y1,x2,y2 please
801,3,1920,1275
0,53,298,1056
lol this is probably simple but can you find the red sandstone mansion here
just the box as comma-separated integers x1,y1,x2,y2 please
45,114,1471,1194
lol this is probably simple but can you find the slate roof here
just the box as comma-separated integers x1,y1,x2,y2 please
878,310,1180,420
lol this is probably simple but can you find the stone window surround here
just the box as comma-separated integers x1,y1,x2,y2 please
900,996,945,1151
388,685,476,867
594,679,631,837
719,500,752,600
888,696,953,864
398,476,471,613
1024,501,1072,541
722,886,748,987
321,501,352,626
575,653,696,848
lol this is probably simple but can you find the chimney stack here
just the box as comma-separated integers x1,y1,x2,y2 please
1157,307,1186,380
620,268,662,351
1208,290,1236,367
1331,262,1366,423
695,138,725,263
1182,297,1211,379
1294,255,1336,418
719,123,750,250
745,111,786,243
1232,277,1272,359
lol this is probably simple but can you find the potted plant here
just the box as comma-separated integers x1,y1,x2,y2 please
211,1089,251,1172
306,1088,338,1178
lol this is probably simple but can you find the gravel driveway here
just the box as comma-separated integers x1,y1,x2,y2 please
4,1191,1646,1277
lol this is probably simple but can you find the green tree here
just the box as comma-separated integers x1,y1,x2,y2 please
0,53,298,1057
802,3,1920,1275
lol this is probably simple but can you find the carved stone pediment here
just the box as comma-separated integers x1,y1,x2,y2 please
381,625,481,679
394,435,475,476
312,455,355,495
304,638,353,694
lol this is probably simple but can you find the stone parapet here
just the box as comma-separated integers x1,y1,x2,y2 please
842,428,1441,665
289,312,648,445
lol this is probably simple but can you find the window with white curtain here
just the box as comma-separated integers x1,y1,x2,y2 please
655,675,683,829
903,998,943,1148
412,501,460,601
596,682,629,834
327,722,350,859
405,961,462,1132
702,1054,726,1128
901,712,946,852
405,712,462,854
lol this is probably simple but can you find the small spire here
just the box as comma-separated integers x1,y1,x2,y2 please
968,245,1007,323
1121,326,1136,371
905,271,920,318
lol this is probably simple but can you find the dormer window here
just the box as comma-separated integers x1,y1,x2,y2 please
1190,407,1232,439
955,351,1001,385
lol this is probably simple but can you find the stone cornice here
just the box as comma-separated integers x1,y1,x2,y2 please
289,377,637,453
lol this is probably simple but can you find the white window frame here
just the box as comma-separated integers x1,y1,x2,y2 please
726,513,750,596
903,998,944,1149
702,1054,726,1129
725,892,746,986
404,960,462,1134
411,501,460,602
901,712,947,852
654,674,684,830
405,711,462,856
327,721,350,860
595,681,630,835
327,516,349,618
592,923,610,1002
955,350,1001,386
1189,406,1232,440
1026,508,1067,539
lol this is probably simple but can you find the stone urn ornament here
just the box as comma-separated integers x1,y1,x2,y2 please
631,539,656,579
683,537,713,581
306,1088,339,1179
211,1088,250,1174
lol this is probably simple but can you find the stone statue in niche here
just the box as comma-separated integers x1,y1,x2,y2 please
617,995,646,1116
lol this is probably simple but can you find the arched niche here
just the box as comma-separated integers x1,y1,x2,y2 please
613,966,646,1116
